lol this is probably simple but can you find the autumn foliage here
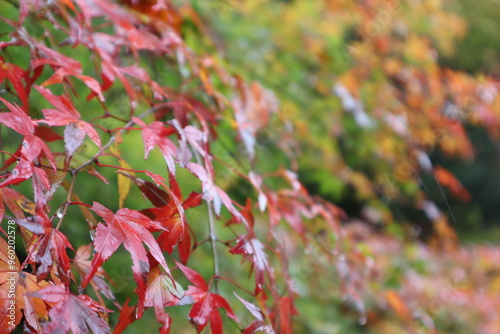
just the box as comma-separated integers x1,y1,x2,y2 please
0,0,499,333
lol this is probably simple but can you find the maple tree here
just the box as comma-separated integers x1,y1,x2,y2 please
0,0,499,333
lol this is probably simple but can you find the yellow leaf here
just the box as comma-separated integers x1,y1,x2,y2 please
110,146,134,209
14,198,36,215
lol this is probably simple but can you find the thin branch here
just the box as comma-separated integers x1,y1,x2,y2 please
55,173,76,230
433,172,458,225
193,150,220,294
207,202,220,293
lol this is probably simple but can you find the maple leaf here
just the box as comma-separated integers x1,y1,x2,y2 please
0,97,56,201
232,81,278,160
34,125,64,143
176,261,238,334
170,97,217,127
230,237,268,292
112,299,137,334
0,58,30,111
32,43,81,74
109,146,134,209
0,97,33,136
266,191,308,235
133,117,177,173
0,187,33,221
121,172,174,208
153,200,195,264
186,162,242,220
17,209,73,284
0,238,50,333
31,229,73,283
248,172,267,212
32,284,112,334
270,297,298,334
121,172,201,263
0,97,56,171
144,266,184,333
73,245,114,301
32,43,105,101
229,200,270,292
148,182,201,263
234,293,274,334
0,152,54,206
119,66,169,101
34,86,101,155
242,322,275,334
82,202,171,316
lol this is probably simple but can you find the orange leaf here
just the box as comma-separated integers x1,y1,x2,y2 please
434,166,471,202
386,290,411,322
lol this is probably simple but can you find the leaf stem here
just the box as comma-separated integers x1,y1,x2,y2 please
217,276,254,296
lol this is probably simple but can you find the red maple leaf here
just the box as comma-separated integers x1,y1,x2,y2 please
17,209,73,283
34,85,101,155
32,43,104,101
73,245,114,301
186,162,242,220
82,202,171,316
112,299,137,334
133,117,177,173
121,172,201,263
0,98,55,203
144,266,184,333
270,296,298,334
229,200,270,292
0,237,50,333
0,97,34,136
0,57,30,111
176,261,238,334
234,293,273,334
31,284,111,334
230,237,268,292
145,175,201,264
